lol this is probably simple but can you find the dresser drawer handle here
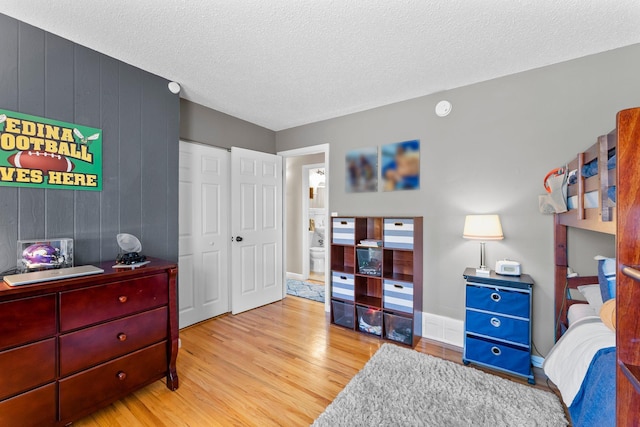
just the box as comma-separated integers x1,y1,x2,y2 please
490,317,501,328
491,346,502,356
116,371,127,381
393,284,404,289
117,333,127,342
118,295,128,303
490,292,501,302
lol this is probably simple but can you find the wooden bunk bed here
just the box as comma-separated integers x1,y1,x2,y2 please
551,107,640,426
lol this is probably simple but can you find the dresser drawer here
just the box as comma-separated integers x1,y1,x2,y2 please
465,284,529,318
383,279,413,314
0,383,56,427
60,307,168,376
383,218,414,249
465,310,529,346
60,274,168,331
464,336,531,376
332,218,355,245
0,338,56,400
0,295,56,351
59,341,167,421
331,272,354,301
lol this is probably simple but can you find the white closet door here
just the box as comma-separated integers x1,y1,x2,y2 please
178,141,229,328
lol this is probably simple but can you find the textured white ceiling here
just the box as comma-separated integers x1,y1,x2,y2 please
1,1,640,131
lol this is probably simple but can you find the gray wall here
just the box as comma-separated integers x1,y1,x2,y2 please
0,14,179,272
276,44,640,355
180,99,276,153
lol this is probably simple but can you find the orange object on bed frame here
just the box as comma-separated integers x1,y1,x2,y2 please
553,107,640,426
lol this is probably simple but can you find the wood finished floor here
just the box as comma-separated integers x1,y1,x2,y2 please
73,295,564,426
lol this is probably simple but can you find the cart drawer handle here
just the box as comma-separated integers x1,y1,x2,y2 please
491,346,502,356
490,317,501,328
490,292,501,302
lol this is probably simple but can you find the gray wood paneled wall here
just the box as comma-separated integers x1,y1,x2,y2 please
0,14,179,273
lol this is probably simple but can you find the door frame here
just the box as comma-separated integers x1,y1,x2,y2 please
278,143,330,312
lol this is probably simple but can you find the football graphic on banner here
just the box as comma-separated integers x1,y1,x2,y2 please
7,151,75,173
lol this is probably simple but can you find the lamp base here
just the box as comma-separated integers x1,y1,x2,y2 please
475,267,491,276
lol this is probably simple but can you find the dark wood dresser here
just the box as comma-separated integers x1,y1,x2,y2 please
0,258,178,426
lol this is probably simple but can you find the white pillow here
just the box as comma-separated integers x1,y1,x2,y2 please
567,303,597,326
577,284,604,314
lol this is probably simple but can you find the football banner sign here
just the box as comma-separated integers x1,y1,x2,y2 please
0,109,102,191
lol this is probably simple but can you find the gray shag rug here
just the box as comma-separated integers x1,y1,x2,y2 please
313,344,568,427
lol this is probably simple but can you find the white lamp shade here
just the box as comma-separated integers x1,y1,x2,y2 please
463,215,504,240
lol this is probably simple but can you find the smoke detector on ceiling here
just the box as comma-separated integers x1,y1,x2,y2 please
435,100,452,117
168,81,181,94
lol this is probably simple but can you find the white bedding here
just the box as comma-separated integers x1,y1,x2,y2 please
543,316,615,407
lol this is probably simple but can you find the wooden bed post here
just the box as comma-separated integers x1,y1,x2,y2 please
553,215,568,341
615,107,640,426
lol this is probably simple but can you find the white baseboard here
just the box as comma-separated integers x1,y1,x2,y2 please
421,312,546,368
422,312,464,348
286,272,304,281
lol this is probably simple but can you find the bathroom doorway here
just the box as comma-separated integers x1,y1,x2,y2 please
279,144,330,311
304,164,326,284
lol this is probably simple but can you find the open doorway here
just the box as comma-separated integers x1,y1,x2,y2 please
304,164,326,284
279,144,330,311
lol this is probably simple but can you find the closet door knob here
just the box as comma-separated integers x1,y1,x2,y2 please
235,236,243,242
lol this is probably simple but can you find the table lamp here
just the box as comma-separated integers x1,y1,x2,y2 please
463,214,503,275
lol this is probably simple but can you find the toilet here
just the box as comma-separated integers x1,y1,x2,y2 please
310,227,325,273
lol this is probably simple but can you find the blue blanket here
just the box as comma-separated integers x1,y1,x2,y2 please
568,347,616,427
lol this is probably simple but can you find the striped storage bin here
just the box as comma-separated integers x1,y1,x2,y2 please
383,279,414,314
332,218,355,245
331,272,354,301
383,218,414,249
